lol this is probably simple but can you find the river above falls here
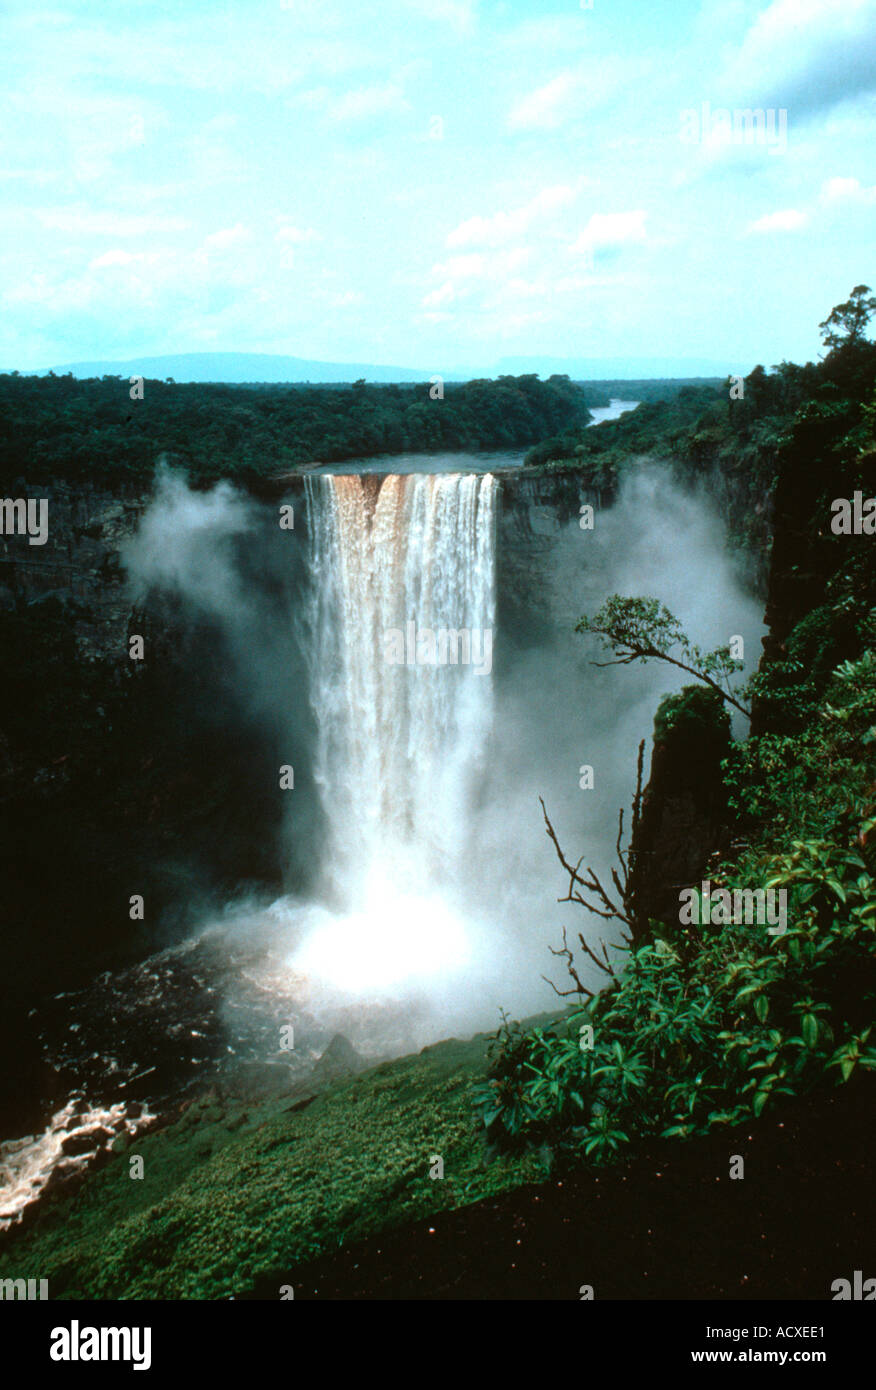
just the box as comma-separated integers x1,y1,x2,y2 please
309,399,639,474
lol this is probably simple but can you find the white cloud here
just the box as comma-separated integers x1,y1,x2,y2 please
507,71,577,132
38,209,190,236
5,272,92,309
571,210,648,253
89,249,166,269
432,248,531,282
506,54,639,134
0,168,58,185
5,262,163,312
292,79,412,123
423,280,456,309
720,0,876,114
201,224,251,251
483,271,604,305
330,82,410,122
326,289,364,307
275,221,320,244
406,0,477,35
295,87,331,111
446,184,578,248
422,247,532,314
747,208,808,233
436,253,485,279
820,176,876,204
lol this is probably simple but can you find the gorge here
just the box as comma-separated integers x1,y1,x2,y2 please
0,435,766,1231
1,324,874,1301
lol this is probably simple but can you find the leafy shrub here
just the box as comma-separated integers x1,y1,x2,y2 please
653,684,731,745
724,642,876,843
475,807,876,1161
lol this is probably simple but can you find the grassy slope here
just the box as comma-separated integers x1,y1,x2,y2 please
0,1028,556,1300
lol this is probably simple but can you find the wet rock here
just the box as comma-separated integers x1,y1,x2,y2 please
283,1095,315,1115
312,1035,364,1082
60,1126,112,1157
627,686,733,937
41,1158,85,1195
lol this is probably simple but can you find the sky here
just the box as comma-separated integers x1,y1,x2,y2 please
1,0,874,376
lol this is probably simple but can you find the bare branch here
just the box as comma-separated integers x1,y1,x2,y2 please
544,928,596,999
540,733,647,997
573,927,618,978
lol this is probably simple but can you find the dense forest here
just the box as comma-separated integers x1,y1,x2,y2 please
525,309,876,579
0,372,732,496
525,366,819,494
0,371,599,491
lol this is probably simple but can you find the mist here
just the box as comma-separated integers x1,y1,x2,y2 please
120,464,322,894
120,465,306,734
467,464,765,1024
116,461,765,1058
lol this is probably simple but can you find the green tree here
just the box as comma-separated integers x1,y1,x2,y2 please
576,595,751,717
819,284,876,353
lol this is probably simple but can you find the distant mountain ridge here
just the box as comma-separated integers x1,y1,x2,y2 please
35,352,432,384
22,351,751,384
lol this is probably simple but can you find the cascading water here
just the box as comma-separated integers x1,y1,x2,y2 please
295,472,498,991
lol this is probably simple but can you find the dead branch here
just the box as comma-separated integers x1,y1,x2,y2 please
543,928,596,1000
539,739,645,997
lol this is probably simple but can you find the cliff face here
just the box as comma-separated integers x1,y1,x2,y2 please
614,452,775,932
750,410,874,739
495,468,602,647
0,481,304,1040
0,482,144,656
627,689,733,936
1,459,771,982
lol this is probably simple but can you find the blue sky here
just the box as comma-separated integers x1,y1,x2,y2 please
1,0,874,374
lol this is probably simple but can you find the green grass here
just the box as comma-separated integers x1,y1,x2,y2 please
0,1028,553,1300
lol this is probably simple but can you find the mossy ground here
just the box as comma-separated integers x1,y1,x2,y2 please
0,1025,556,1300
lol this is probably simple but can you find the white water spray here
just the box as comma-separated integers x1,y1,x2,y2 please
295,472,498,992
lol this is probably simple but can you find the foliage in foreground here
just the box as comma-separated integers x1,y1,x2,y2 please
475,801,876,1161
476,292,876,1165
476,624,876,1166
476,618,876,1164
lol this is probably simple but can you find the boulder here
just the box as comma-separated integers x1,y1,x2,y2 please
60,1126,112,1157
312,1034,365,1082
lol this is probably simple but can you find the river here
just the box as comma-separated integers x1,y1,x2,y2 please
309,399,640,474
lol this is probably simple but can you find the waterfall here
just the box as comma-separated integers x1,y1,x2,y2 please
304,472,497,915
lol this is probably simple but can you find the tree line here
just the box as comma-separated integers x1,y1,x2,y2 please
0,371,600,491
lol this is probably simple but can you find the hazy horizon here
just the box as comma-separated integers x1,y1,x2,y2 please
9,348,754,383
